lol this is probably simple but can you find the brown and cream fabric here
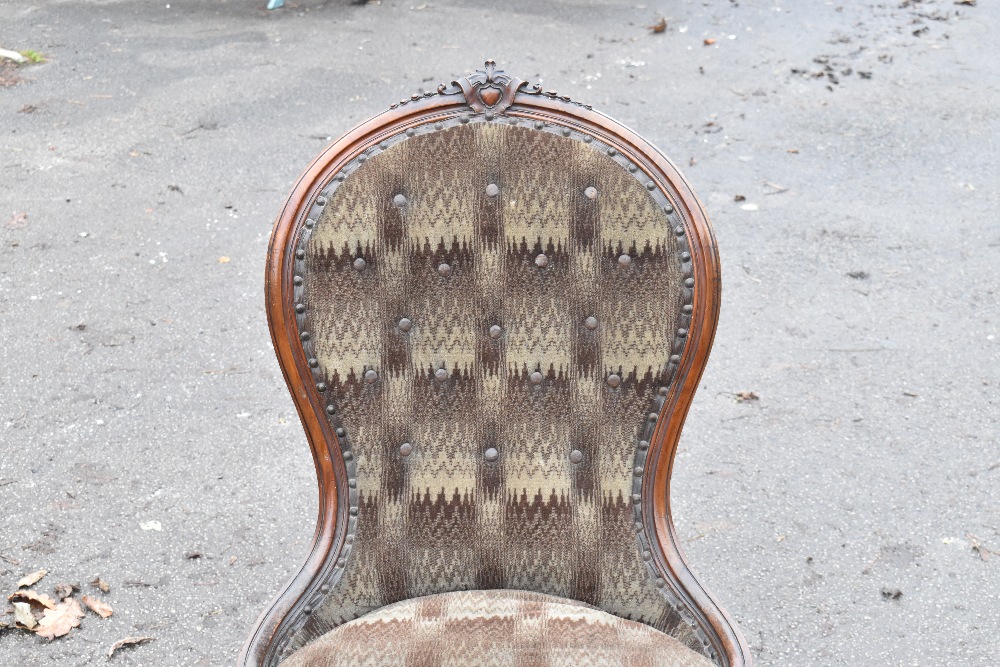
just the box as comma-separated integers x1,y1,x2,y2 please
282,590,715,667
292,122,699,657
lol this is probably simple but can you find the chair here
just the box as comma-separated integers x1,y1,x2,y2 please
240,60,751,667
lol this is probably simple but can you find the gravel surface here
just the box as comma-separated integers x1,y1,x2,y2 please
1,1,997,665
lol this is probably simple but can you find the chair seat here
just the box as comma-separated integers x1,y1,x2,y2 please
281,589,716,667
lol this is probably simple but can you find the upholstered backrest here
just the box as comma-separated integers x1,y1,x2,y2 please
243,63,749,667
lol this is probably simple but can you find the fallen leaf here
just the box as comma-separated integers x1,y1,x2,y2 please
13,602,37,630
787,148,800,154
955,0,976,5
703,38,716,46
35,598,84,640
90,577,111,593
5,211,29,231
648,17,667,34
108,636,155,658
17,568,47,588
54,583,78,600
880,587,903,601
733,194,746,202
735,391,760,403
217,256,230,264
82,595,113,618
9,590,57,610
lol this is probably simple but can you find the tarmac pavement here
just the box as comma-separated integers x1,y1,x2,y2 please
0,1,997,665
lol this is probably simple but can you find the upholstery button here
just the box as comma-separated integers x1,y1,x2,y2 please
353,257,367,271
618,254,632,267
364,369,378,384
584,186,597,199
484,447,499,462
606,374,622,388
584,316,598,330
570,449,584,464
438,262,452,276
399,442,413,457
534,253,549,268
434,368,448,382
393,194,407,207
398,317,413,332
530,371,544,385
485,183,500,197
489,325,502,339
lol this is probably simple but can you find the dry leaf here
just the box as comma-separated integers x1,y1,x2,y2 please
54,583,78,600
13,602,37,630
5,211,29,230
108,636,155,658
35,598,84,640
82,595,113,618
90,577,111,593
17,569,47,588
648,17,667,34
703,38,717,46
217,256,230,263
735,391,760,403
955,0,976,5
9,590,57,610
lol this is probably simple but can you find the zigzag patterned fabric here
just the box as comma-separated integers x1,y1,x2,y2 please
290,122,699,659
281,590,715,667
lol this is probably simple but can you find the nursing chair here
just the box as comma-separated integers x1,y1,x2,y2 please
240,61,751,667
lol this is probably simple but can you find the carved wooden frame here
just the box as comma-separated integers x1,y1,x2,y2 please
239,61,751,667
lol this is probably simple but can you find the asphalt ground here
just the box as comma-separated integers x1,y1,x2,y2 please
1,1,997,665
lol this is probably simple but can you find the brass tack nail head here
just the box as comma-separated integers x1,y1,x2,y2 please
438,262,452,276
570,449,584,464
534,121,544,130
353,257,367,271
300,332,311,341
562,128,571,136
303,606,312,615
485,183,500,197
674,226,685,236
348,478,356,487
584,316,598,330
530,371,544,385
357,155,366,163
534,253,549,268
583,135,592,143
484,447,499,462
435,121,444,130
643,550,652,561
320,585,330,593
316,382,327,392
632,494,641,503
489,325,502,339
349,507,358,516
398,317,412,332
685,278,695,287
670,354,680,363
406,128,416,137
656,577,666,588
364,369,378,384
316,197,327,206
638,440,649,449
399,442,413,457
677,328,688,337
683,304,693,313
434,368,448,382
308,358,319,367
343,451,353,460
295,304,306,313
295,249,305,259
606,373,622,388
681,251,691,261
607,148,617,156
634,466,644,476
326,404,336,415
393,194,407,207
293,275,303,285
648,412,659,421
460,114,470,124
584,186,597,199
659,385,669,396
664,204,674,214
646,181,656,191
336,427,346,437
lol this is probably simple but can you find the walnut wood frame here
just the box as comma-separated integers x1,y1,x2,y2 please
240,62,751,667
